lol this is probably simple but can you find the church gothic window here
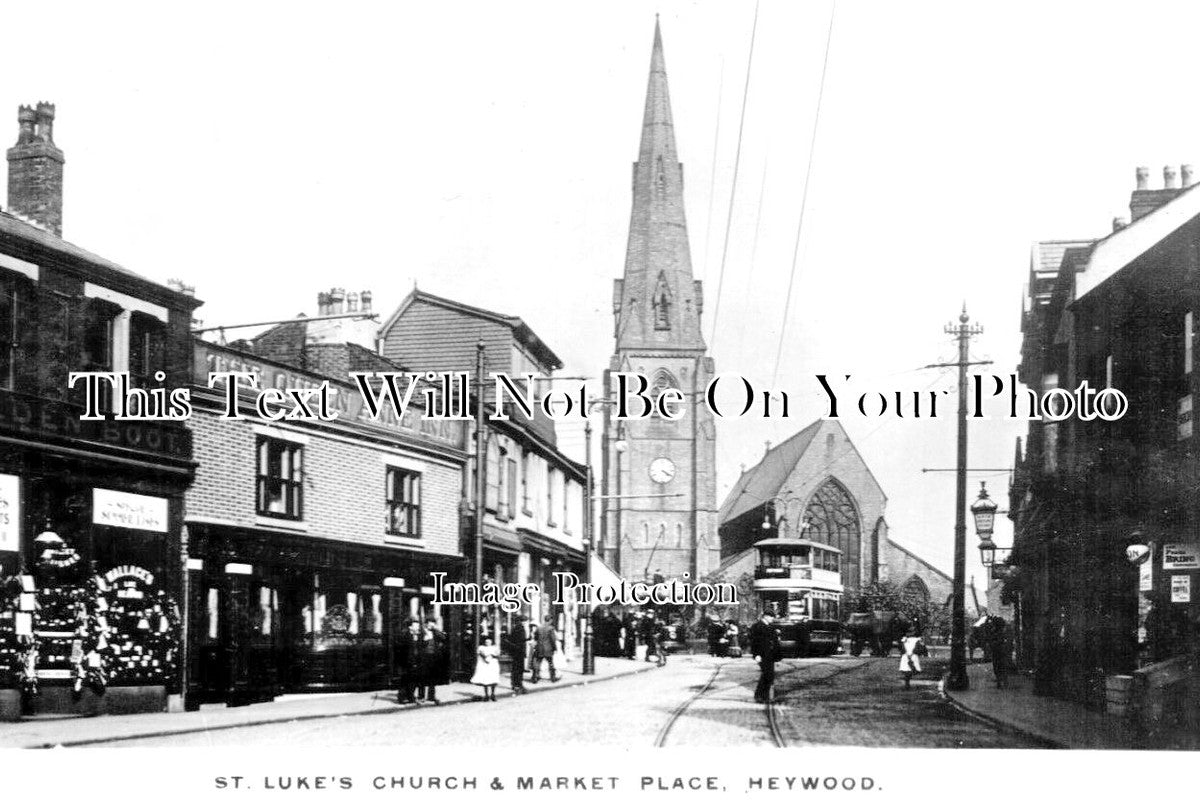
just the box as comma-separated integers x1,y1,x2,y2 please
902,576,930,605
803,479,862,586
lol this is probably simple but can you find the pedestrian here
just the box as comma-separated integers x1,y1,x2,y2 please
395,618,423,705
418,618,450,705
899,628,924,689
508,615,529,695
707,617,722,657
653,617,669,666
530,616,559,683
471,635,501,701
991,618,1011,688
623,614,638,660
749,610,782,703
642,611,658,662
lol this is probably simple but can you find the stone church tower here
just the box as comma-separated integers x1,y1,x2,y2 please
601,21,719,582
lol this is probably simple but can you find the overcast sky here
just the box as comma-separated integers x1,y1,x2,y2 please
7,0,1200,590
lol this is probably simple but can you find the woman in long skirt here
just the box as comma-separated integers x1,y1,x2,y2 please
898,632,923,688
471,636,501,701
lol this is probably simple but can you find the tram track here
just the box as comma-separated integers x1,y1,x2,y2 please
655,660,803,748
654,657,874,748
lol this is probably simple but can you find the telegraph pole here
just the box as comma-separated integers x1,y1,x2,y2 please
472,342,487,657
945,305,984,691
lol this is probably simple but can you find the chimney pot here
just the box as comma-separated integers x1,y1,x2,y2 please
330,287,346,315
360,290,373,313
8,102,65,236
1164,165,1179,190
317,292,330,316
1113,216,1128,232
1136,166,1150,190
1183,164,1195,188
346,291,359,312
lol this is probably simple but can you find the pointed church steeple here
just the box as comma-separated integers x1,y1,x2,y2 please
613,19,706,351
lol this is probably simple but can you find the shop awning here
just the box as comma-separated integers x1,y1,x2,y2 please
516,527,584,563
588,553,625,591
483,523,523,554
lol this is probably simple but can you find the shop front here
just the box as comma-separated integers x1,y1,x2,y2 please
0,415,192,718
185,523,464,707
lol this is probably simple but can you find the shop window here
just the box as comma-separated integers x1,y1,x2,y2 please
385,466,421,538
206,587,220,642
256,437,304,520
306,580,384,648
128,312,166,393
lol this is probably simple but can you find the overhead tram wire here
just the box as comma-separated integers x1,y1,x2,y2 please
769,0,838,388
701,61,725,282
706,0,761,352
734,156,771,363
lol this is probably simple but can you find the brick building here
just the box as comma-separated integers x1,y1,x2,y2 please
1011,166,1200,725
184,336,467,705
377,289,588,653
1,103,201,717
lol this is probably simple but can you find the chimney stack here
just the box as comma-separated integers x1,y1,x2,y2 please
329,287,345,315
6,102,65,236
1135,166,1150,190
1130,164,1186,222
1164,165,1179,190
1183,164,1195,188
360,290,373,314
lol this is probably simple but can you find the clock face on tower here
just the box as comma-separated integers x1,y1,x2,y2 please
649,457,676,484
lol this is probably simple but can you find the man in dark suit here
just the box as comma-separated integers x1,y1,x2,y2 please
395,619,423,704
508,615,529,695
530,616,559,682
623,614,638,660
749,611,782,703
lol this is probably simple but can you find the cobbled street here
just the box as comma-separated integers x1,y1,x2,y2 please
97,655,1036,748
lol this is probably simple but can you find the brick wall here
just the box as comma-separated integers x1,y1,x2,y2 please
187,410,463,557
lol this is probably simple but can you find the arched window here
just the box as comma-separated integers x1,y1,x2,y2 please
803,479,862,587
676,523,684,548
658,523,667,546
641,522,650,547
872,518,887,584
902,575,930,606
651,368,678,393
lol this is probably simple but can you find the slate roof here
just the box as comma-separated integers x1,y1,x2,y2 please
717,419,824,524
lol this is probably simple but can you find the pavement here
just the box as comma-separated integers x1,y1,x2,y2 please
942,663,1137,749
0,655,656,749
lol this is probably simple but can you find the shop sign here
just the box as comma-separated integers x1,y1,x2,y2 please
1171,575,1192,603
196,342,467,450
1139,557,1153,592
104,564,155,599
1162,543,1200,571
0,473,18,553
93,488,168,532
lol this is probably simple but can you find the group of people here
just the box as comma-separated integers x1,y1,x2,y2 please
469,615,562,701
706,618,746,658
615,610,671,665
395,618,452,705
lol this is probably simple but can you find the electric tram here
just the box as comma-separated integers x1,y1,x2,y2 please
751,538,843,657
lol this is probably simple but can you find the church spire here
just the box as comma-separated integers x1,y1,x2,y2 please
639,17,677,166
614,19,705,352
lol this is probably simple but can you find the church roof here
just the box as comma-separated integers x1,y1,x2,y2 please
717,419,824,524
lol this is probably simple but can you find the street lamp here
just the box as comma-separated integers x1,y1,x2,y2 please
970,482,998,547
583,408,627,675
